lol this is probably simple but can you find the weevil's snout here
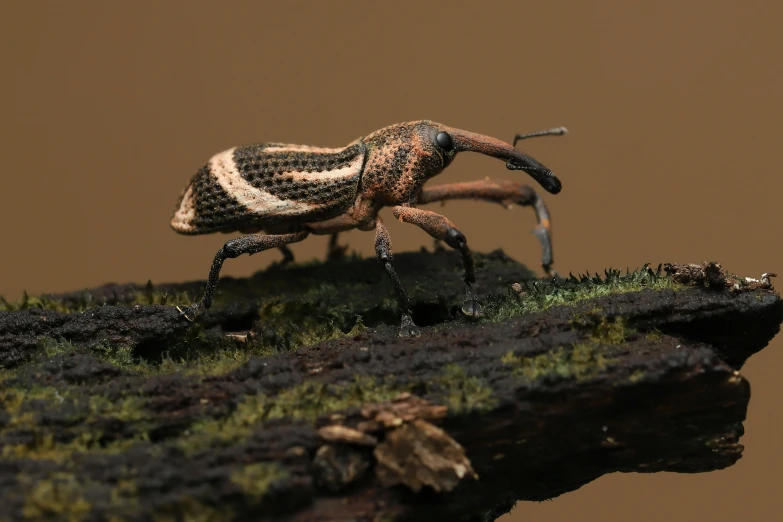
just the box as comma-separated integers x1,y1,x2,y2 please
506,153,562,194
448,128,563,195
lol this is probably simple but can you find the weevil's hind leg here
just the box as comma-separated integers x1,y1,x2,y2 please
326,232,349,261
392,206,482,318
272,245,295,268
417,179,557,277
374,218,420,337
177,231,309,321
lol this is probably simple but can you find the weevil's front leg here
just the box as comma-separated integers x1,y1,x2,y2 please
374,217,419,337
392,206,482,318
418,179,556,277
177,231,309,321
326,232,349,261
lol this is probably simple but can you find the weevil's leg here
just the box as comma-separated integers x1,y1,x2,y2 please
277,245,295,266
417,179,557,277
374,217,420,337
177,231,309,321
326,232,349,261
392,206,482,318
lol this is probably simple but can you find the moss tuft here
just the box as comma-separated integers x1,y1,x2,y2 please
181,375,408,454
628,369,646,383
501,343,611,383
486,263,683,322
131,280,193,307
20,472,91,521
1,384,149,463
427,364,498,414
252,300,366,354
1,292,81,313
152,496,229,522
37,338,137,371
230,462,288,503
108,479,139,520
589,316,634,345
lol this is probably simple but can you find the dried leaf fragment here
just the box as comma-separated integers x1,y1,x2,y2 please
663,262,776,292
374,419,478,493
361,393,448,426
317,425,378,446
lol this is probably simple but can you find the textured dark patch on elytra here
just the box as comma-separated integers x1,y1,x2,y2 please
234,143,364,183
233,142,365,213
177,143,367,234
186,165,259,233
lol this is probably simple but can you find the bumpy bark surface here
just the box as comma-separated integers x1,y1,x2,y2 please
0,249,780,522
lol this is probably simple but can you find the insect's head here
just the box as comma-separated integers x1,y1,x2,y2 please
423,121,566,195
361,121,565,203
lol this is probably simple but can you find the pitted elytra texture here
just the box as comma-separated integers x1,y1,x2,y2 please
171,165,258,234
171,120,568,336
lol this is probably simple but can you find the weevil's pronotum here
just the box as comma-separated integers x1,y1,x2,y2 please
171,120,566,336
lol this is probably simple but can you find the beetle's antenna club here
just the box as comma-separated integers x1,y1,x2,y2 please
513,127,568,147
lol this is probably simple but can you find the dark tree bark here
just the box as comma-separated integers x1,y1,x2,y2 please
0,250,779,522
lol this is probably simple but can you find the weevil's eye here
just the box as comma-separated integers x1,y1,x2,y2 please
435,131,455,152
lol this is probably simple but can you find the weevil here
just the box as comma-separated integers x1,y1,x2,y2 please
171,120,566,337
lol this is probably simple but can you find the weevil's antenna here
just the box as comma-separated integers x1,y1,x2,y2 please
513,127,568,147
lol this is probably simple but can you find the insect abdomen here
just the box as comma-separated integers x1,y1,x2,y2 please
171,140,366,235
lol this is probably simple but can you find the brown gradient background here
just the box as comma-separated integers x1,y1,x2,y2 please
1,1,780,520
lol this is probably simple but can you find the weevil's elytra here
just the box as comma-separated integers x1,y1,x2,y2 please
171,140,367,235
171,120,567,337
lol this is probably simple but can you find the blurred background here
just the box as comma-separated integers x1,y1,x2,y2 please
1,1,780,520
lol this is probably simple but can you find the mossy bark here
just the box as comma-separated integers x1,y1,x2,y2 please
0,249,780,522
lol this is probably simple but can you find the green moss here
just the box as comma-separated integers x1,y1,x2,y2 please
486,264,683,322
0,280,197,314
265,375,404,420
180,375,408,454
20,472,91,521
31,309,363,381
130,280,193,307
150,349,251,378
427,364,498,414
230,462,287,503
568,308,636,346
251,300,366,355
628,369,646,383
1,386,67,422
0,292,83,313
589,316,634,345
152,497,229,522
645,328,663,341
45,297,366,378
127,314,364,379
1,384,149,463
92,345,136,368
107,479,139,521
501,343,611,382
180,363,504,454
37,338,137,370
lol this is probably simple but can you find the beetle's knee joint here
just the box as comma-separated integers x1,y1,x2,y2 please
376,252,393,265
222,239,251,259
444,228,467,250
517,187,537,205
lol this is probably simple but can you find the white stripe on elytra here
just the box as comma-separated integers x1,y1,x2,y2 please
171,185,197,232
209,147,314,216
281,154,364,182
263,143,348,153
172,145,365,231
